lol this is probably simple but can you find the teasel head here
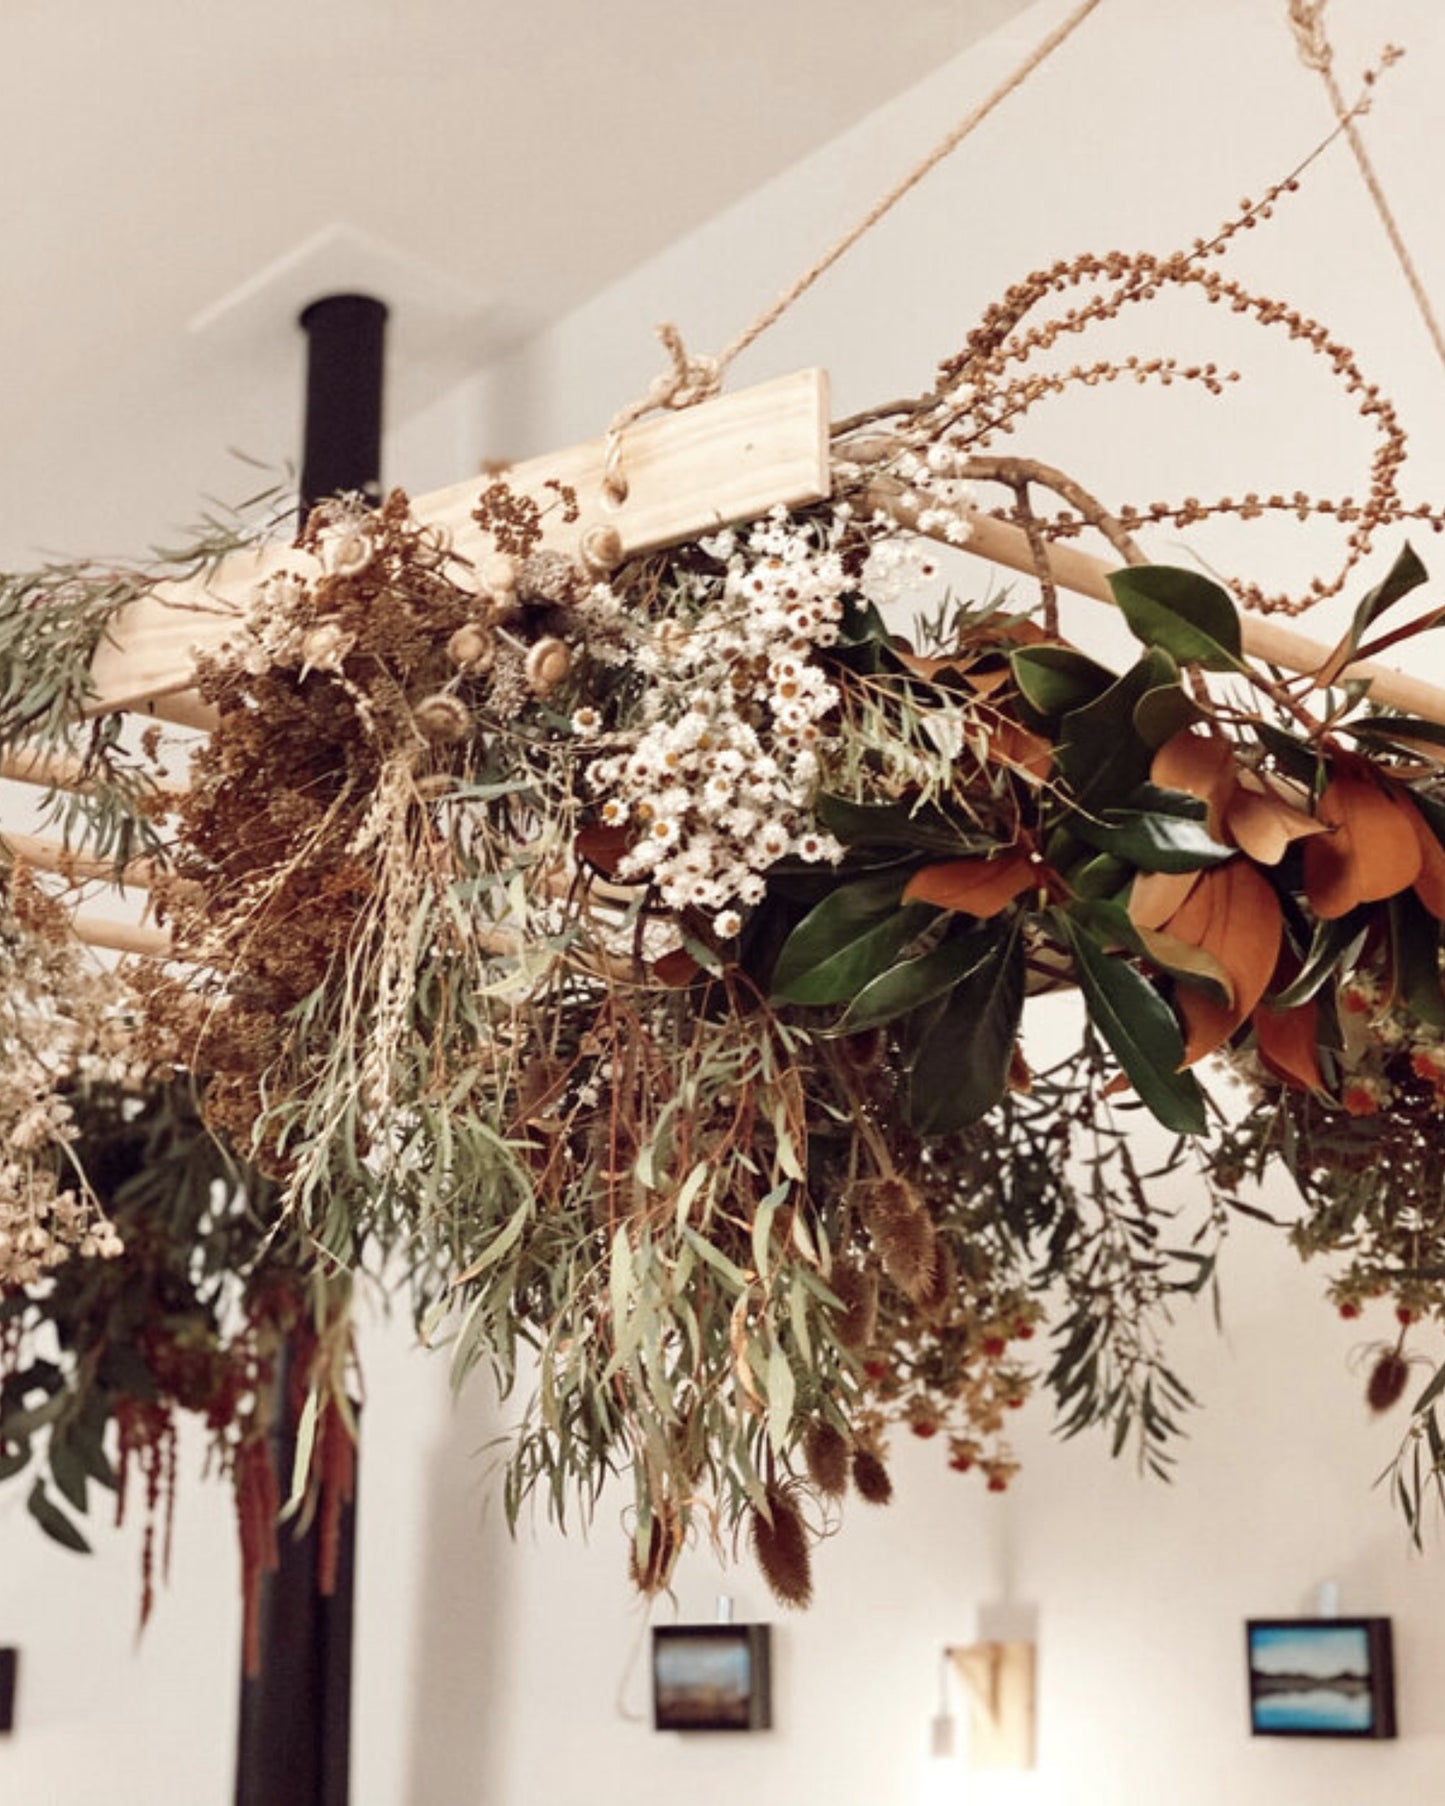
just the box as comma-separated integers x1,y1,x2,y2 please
802,1420,850,1498
751,1486,813,1609
872,1201,937,1302
913,1240,958,1323
851,1448,893,1505
1366,1345,1412,1414
828,1259,878,1352
525,635,572,697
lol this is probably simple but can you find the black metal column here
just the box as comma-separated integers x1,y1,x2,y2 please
234,291,387,1806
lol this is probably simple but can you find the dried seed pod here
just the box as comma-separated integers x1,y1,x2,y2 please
828,1260,878,1353
1367,1348,1412,1413
525,636,572,697
579,522,625,577
802,1421,850,1498
517,549,578,607
447,623,496,671
413,693,472,744
751,1488,813,1608
299,623,354,675
914,1240,958,1323
328,527,375,577
851,1449,893,1505
478,550,518,600
873,1205,937,1302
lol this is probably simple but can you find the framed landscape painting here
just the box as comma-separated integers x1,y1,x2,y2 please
1246,1618,1396,1739
652,1625,772,1732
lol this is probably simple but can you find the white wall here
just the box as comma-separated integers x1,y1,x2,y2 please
6,1,1445,1802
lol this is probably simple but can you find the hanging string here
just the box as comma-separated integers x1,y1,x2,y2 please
1286,2,1445,380
601,0,1105,502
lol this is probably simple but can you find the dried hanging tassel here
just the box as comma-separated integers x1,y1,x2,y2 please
851,1449,894,1505
751,1488,813,1608
828,1260,878,1352
802,1420,851,1497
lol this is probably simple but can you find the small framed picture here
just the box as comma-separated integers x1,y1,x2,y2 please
652,1624,772,1732
1246,1618,1396,1739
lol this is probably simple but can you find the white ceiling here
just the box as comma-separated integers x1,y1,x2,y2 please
0,0,1033,564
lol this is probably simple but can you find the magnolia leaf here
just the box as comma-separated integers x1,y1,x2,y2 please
1009,644,1115,719
906,925,1024,1135
1302,757,1423,919
1058,916,1206,1135
1071,897,1232,1004
1058,648,1178,807
1166,860,1283,1063
1254,721,1323,787
1108,565,1244,672
1351,714,1445,752
1315,541,1429,687
1150,728,1237,836
834,929,999,1035
813,793,991,856
1128,867,1200,931
27,1478,90,1554
771,876,935,1005
1225,783,1328,866
1070,808,1233,873
1389,893,1445,1029
1270,911,1369,1009
1133,682,1202,748
1253,999,1325,1093
902,848,1036,917
1406,795,1445,920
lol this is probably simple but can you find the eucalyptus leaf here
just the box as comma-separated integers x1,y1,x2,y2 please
27,1478,90,1554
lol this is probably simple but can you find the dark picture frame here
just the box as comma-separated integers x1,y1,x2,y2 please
652,1625,772,1732
1246,1618,1396,1739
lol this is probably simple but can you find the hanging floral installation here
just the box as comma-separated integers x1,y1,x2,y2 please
7,34,1445,1619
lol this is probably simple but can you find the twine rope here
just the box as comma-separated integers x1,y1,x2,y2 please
1286,1,1445,379
601,0,1104,502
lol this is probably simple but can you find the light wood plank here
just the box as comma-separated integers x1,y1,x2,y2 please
70,915,171,959
872,480,1445,729
85,370,831,717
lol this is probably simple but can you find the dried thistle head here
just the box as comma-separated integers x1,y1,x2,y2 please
872,1204,937,1302
851,1449,893,1505
828,1259,878,1352
913,1240,958,1324
751,1487,813,1609
802,1420,850,1498
412,693,472,744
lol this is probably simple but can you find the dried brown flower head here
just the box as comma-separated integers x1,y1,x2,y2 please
851,1449,893,1506
751,1487,812,1609
802,1420,850,1498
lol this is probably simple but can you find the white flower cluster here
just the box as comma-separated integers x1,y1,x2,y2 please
582,511,849,936
0,1078,122,1289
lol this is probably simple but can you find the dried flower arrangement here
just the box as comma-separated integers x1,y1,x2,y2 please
6,137,1445,1622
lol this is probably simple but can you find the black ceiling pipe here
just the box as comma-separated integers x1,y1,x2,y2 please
298,292,389,519
235,290,386,1806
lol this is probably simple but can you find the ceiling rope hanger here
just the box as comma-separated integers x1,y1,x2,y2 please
600,0,1105,504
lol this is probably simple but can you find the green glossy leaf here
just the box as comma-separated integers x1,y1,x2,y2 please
771,875,934,1006
814,793,992,857
1058,648,1179,808
1351,715,1445,751
1069,808,1233,873
27,1478,90,1554
1269,911,1370,1009
906,925,1024,1136
1390,893,1445,1030
1070,899,1231,1004
1009,645,1115,719
1346,542,1429,648
1059,915,1207,1135
1254,722,1322,788
1109,565,1243,671
1134,683,1202,748
834,928,998,1035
